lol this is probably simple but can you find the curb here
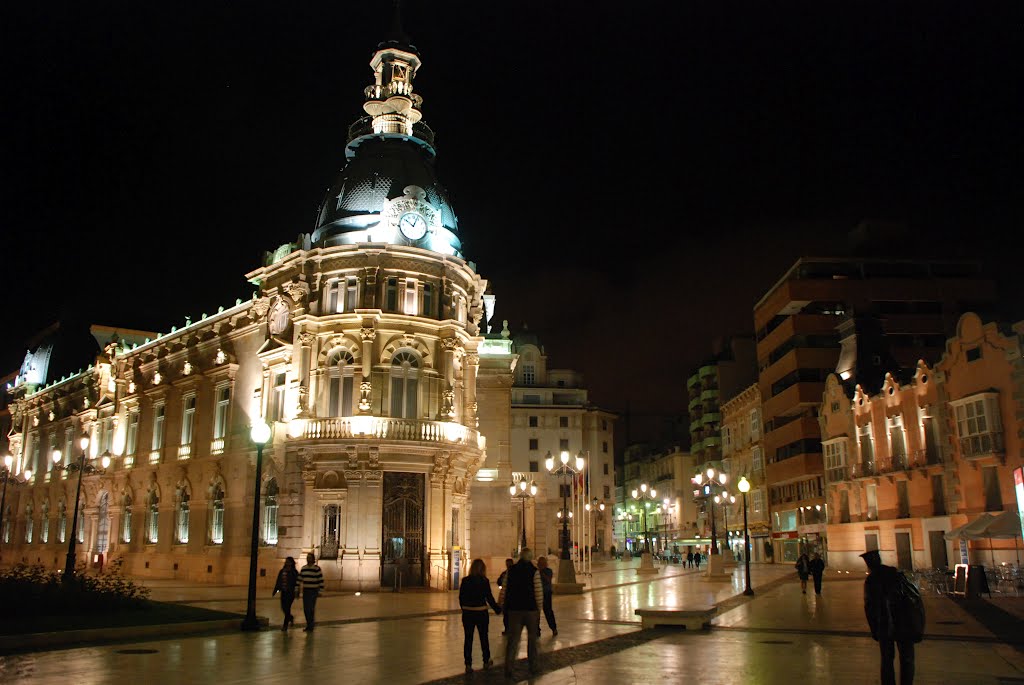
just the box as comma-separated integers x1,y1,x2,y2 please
0,616,269,655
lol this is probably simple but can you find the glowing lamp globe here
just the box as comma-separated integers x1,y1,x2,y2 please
250,420,272,445
737,476,751,493
52,450,62,464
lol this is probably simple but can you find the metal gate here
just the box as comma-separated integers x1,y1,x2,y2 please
381,472,424,588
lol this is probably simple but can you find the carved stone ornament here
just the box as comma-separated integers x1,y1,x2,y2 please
360,327,377,342
251,296,272,320
183,361,193,376
344,470,364,482
364,470,383,483
215,349,227,365
358,380,372,412
48,411,55,422
346,447,359,470
368,447,380,469
33,415,39,427
153,372,162,385
282,280,310,303
297,331,316,347
440,337,460,352
128,381,136,394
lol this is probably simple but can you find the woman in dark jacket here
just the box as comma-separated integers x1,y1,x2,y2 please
796,553,811,594
272,556,299,631
459,558,502,673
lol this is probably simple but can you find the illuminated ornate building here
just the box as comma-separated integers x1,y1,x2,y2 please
0,30,520,590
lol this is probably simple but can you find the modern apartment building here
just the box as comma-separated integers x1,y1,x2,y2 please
686,338,756,466
618,445,698,557
755,257,996,561
820,313,1024,570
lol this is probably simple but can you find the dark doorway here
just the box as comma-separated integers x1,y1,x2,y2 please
895,531,913,570
381,472,425,588
929,530,949,569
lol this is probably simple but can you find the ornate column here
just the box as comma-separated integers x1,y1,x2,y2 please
464,351,479,427
361,463,383,586
440,338,459,420
359,327,376,413
427,451,450,588
296,331,316,417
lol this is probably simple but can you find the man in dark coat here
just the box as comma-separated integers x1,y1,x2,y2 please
809,552,826,595
861,549,915,685
502,548,544,677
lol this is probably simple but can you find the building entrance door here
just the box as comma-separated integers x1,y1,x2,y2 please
895,531,913,570
929,530,949,569
381,472,424,588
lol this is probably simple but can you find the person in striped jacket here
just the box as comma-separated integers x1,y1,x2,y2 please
299,552,325,632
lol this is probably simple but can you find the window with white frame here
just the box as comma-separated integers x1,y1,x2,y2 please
866,483,878,520
953,393,1002,457
423,283,434,317
63,427,73,469
24,504,33,543
326,350,356,417
121,495,133,543
152,403,166,450
522,363,536,386
100,409,115,455
751,409,761,440
176,489,190,544
403,278,418,315
889,414,907,463
180,395,196,449
262,479,279,545
345,277,358,312
210,485,225,545
751,489,764,514
390,351,419,419
213,385,231,440
269,372,287,422
126,409,139,458
858,423,874,464
327,279,341,313
752,446,764,475
146,492,159,543
823,439,848,471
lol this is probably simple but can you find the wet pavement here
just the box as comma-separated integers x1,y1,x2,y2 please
1,559,1022,684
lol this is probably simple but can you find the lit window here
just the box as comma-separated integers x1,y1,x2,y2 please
263,480,279,545
24,504,33,543
522,364,536,386
210,486,225,545
326,350,356,417
269,372,287,422
213,385,231,441
176,490,190,544
121,495,133,543
404,278,418,316
126,410,140,458
390,351,420,419
147,493,160,544
181,395,196,447
152,403,166,450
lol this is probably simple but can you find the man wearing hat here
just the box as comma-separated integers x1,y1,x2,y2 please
860,549,916,685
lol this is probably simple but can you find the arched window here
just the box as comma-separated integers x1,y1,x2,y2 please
262,479,279,545
325,349,355,417
210,485,225,545
176,488,190,544
321,504,342,559
390,351,420,419
57,501,66,543
24,503,33,544
146,492,159,544
121,494,133,544
40,502,50,543
97,492,110,554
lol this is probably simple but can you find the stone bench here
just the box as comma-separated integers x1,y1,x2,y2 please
635,606,715,631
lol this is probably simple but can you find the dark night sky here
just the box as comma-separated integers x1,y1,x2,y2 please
2,2,1021,445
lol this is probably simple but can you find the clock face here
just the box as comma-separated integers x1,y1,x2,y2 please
398,212,428,240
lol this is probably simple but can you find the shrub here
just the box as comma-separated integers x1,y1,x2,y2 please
0,557,151,615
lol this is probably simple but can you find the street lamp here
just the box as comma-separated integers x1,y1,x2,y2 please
714,493,736,558
737,476,754,596
509,478,537,554
242,419,271,631
631,483,661,574
0,455,32,545
583,498,605,573
546,449,585,586
54,437,109,582
692,467,727,555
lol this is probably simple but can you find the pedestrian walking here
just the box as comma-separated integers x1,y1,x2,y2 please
502,548,544,678
693,551,701,570
809,552,826,595
860,549,925,685
497,557,513,635
299,552,325,632
687,551,694,568
272,556,299,631
459,558,502,674
536,555,557,637
796,552,811,593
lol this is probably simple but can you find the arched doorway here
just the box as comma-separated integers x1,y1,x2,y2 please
381,472,424,588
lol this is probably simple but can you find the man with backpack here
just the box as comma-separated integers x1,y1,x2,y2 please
860,549,925,685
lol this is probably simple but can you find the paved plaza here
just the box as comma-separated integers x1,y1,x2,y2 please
1,558,1022,684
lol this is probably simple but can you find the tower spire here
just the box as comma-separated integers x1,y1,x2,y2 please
363,6,423,137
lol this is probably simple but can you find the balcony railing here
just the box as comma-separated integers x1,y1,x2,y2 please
123,455,135,469
960,431,1004,460
850,461,876,479
299,416,482,448
876,454,909,474
211,438,225,456
909,448,943,468
149,450,161,465
177,443,192,460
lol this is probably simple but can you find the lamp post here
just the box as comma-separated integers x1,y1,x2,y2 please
631,483,660,574
242,419,271,631
738,476,754,596
509,479,537,554
692,467,728,555
0,455,32,545
546,450,585,587
715,493,736,560
53,437,109,582
583,498,605,573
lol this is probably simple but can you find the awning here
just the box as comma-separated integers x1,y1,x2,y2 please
980,509,1023,539
944,513,997,541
